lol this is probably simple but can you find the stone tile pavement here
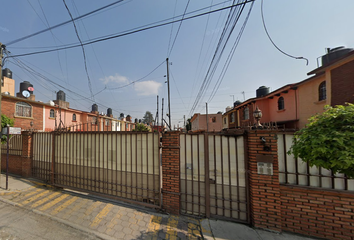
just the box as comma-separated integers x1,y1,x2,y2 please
0,174,317,240
0,174,203,239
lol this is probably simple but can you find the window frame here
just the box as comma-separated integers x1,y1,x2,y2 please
72,113,76,121
278,97,285,110
319,81,326,101
49,109,55,118
243,107,249,120
15,102,32,118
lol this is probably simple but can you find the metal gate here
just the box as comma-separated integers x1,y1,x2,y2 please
180,133,249,223
32,131,161,208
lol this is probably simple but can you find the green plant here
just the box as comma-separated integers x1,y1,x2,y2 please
289,104,354,178
1,114,15,143
132,123,150,132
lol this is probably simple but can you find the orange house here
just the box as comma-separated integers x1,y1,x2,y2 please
223,46,354,130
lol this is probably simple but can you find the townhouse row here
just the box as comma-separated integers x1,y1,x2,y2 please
1,70,136,132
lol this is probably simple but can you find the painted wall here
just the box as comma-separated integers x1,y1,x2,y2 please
297,75,327,129
2,77,15,96
268,90,297,123
191,114,223,132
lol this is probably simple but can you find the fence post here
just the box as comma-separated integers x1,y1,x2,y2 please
247,130,282,232
161,131,180,215
21,131,33,177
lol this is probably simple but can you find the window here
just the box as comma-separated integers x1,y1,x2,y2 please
230,112,234,123
224,118,226,124
92,116,97,124
278,97,285,110
105,119,109,126
50,109,55,118
15,102,32,117
72,114,76,121
244,107,249,120
211,117,216,123
319,81,326,101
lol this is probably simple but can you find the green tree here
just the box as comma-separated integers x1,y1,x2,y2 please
1,114,15,143
133,123,150,132
186,118,192,131
142,111,154,124
289,104,354,178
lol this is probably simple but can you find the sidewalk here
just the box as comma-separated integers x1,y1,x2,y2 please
0,174,316,240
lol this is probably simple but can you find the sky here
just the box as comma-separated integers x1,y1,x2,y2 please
2,0,354,128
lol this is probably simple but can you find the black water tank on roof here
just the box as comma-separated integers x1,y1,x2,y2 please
256,86,269,98
2,68,12,79
135,118,138,123
234,100,242,107
20,81,34,94
321,46,353,66
92,104,98,112
107,108,112,116
120,113,124,118
57,90,66,101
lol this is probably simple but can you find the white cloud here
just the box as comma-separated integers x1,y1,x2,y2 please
100,74,129,85
134,81,162,96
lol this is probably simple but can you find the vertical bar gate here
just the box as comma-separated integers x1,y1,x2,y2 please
180,133,248,223
32,131,161,209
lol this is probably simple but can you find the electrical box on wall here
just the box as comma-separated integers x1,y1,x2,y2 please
256,154,274,175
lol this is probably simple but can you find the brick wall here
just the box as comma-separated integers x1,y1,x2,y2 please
1,154,22,175
2,96,44,131
281,185,354,240
331,60,354,106
1,131,33,177
247,130,282,232
161,131,180,215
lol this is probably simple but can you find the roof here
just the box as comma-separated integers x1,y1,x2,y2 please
307,50,354,75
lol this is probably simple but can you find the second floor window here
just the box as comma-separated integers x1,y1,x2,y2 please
16,102,32,118
50,109,55,118
230,113,234,122
319,81,326,101
278,97,285,110
72,114,76,121
244,107,249,120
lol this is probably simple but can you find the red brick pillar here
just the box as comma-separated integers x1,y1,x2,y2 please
21,131,33,177
247,130,282,232
161,131,180,215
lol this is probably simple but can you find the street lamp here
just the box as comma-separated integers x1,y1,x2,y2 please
253,106,263,128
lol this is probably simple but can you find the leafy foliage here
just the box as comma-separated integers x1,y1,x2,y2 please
1,114,15,143
133,123,150,132
186,118,192,131
142,111,154,124
289,104,354,178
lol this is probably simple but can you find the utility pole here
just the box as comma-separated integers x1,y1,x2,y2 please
206,102,208,133
156,95,159,126
161,98,164,131
183,115,186,131
0,43,4,186
166,58,171,130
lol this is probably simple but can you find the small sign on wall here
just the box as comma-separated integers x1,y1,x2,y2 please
256,154,274,175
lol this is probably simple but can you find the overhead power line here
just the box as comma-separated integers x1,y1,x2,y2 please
62,0,95,102
260,0,308,65
188,0,252,116
167,0,190,57
9,1,255,58
5,0,126,46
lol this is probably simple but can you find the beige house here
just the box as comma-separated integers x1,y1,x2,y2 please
190,113,223,132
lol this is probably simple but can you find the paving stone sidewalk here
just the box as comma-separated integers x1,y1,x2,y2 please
0,175,203,239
